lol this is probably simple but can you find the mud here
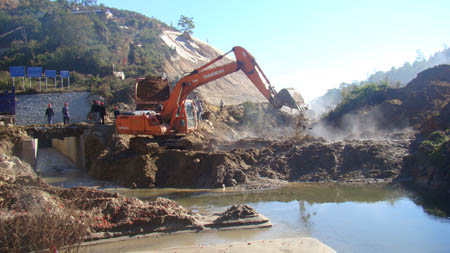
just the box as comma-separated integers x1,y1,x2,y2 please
0,154,270,250
88,129,414,189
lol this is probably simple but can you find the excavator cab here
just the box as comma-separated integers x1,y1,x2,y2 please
185,100,197,130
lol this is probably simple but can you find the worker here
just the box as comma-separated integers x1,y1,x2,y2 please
196,100,203,121
99,101,107,125
45,103,54,124
62,102,70,125
113,105,120,119
90,100,99,123
220,100,224,112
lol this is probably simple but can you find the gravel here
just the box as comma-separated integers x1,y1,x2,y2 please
15,92,91,125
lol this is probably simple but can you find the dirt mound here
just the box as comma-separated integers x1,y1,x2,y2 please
89,130,413,189
135,76,170,102
0,126,29,156
316,65,450,141
213,204,258,224
0,154,270,251
192,102,299,143
407,64,450,90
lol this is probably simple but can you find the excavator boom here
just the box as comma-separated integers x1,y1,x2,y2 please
116,46,306,137
161,46,303,126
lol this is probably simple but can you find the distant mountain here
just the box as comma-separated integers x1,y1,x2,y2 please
307,88,342,119
309,47,450,117
367,48,450,85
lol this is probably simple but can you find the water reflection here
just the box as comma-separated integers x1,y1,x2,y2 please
91,183,450,253
299,200,314,235
113,183,408,210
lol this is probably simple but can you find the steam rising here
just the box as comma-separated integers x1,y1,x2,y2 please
307,106,410,141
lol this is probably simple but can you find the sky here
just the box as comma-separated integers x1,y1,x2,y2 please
98,0,450,102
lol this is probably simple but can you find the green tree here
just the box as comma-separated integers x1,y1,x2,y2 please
177,15,194,34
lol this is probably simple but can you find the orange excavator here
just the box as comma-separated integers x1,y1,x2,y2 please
116,46,305,138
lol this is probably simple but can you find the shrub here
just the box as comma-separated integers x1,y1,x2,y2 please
0,203,92,252
419,130,450,167
326,82,389,121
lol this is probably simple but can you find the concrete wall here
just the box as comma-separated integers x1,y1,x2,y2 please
52,135,86,169
21,138,38,168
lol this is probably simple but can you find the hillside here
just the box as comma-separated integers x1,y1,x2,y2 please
367,48,450,85
160,31,266,105
321,65,450,134
0,0,172,81
309,47,450,117
0,1,270,106
313,65,450,190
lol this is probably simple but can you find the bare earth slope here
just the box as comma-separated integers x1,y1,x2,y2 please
160,31,267,105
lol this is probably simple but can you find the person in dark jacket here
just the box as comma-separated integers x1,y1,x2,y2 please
45,103,54,124
99,101,107,125
113,105,120,119
62,102,70,125
90,100,99,122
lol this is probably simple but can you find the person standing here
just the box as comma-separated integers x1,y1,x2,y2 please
90,100,99,122
62,102,70,125
196,100,203,121
220,100,224,112
45,103,54,124
113,105,120,119
99,101,107,125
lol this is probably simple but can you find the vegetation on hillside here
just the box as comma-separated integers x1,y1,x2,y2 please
368,48,450,85
418,130,450,173
325,82,389,122
177,15,195,35
310,47,450,117
0,0,175,91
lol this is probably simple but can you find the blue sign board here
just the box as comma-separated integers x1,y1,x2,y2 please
27,67,42,77
60,71,70,78
45,70,57,78
9,66,25,77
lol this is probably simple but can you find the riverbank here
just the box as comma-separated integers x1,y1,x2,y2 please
151,237,335,253
83,182,450,253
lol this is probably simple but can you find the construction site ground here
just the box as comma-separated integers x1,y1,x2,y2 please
1,65,450,251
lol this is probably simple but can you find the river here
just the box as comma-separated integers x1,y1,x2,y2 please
39,148,450,252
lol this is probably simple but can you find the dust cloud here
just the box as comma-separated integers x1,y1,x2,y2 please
307,106,408,141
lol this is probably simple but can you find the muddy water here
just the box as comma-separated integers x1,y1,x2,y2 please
84,184,450,253
37,151,450,252
37,147,117,188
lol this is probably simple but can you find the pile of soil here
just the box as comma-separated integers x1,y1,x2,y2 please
0,126,29,157
323,64,450,134
0,153,270,251
135,76,170,102
89,130,413,189
190,101,299,144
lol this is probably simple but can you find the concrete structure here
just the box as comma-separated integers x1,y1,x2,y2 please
51,135,86,169
20,138,38,168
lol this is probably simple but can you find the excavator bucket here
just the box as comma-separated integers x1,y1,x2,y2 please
273,88,306,111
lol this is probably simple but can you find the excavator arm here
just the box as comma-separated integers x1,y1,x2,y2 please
116,46,305,137
161,46,301,130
